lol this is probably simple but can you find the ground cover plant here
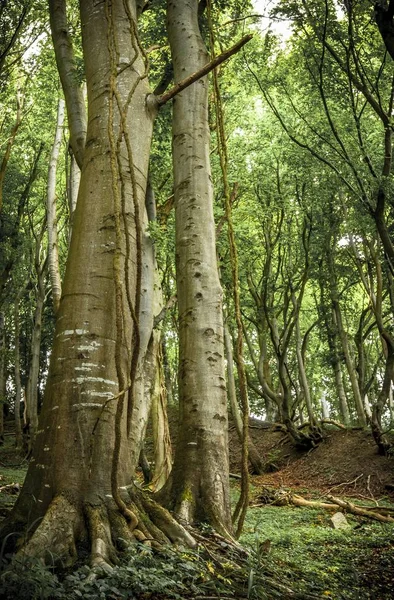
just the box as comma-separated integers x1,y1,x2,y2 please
2,429,394,599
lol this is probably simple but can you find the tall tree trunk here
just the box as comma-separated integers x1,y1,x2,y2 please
25,258,46,453
163,0,232,536
48,0,87,169
333,354,350,425
14,295,23,450
0,312,5,444
294,308,315,424
224,323,264,474
1,0,194,565
150,350,173,491
332,302,366,426
67,150,81,245
47,97,65,314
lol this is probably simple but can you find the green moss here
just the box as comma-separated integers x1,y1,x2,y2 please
180,485,194,504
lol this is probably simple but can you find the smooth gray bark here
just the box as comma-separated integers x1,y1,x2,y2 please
164,0,232,535
47,97,65,314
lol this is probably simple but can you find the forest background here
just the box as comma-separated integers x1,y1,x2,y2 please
1,0,394,598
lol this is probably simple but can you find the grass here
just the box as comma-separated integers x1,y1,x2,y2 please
241,500,394,599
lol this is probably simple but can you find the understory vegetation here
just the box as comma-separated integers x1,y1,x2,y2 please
1,434,394,599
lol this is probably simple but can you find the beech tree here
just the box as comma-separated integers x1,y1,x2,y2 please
0,0,250,565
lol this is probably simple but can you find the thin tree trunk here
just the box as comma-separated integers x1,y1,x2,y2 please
0,88,23,214
224,323,264,474
67,150,81,245
332,302,366,426
0,312,5,444
163,0,232,536
334,357,350,424
150,350,172,491
294,309,315,424
48,0,87,169
14,295,23,450
47,97,65,314
25,259,46,453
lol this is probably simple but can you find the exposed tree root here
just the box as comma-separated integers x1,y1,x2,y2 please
18,495,80,567
6,484,196,571
253,487,394,523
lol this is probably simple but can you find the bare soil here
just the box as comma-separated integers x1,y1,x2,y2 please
229,421,394,499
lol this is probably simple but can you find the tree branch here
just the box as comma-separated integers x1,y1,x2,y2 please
156,34,253,106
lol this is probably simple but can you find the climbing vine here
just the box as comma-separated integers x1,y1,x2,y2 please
207,1,250,538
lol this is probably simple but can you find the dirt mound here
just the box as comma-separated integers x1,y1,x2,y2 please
238,424,394,498
151,407,394,498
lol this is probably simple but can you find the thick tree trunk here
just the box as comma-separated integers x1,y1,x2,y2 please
1,0,194,565
163,0,232,536
47,97,65,314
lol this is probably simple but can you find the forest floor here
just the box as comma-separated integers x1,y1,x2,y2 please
1,418,394,599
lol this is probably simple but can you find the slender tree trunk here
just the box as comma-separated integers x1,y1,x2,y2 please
224,323,264,474
371,344,394,454
333,355,351,425
25,263,46,453
67,150,81,245
47,97,65,314
163,0,232,536
14,295,23,450
332,302,366,426
48,0,87,169
294,311,315,424
150,351,172,491
0,312,5,444
162,338,173,404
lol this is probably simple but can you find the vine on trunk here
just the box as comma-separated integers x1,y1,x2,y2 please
207,2,249,538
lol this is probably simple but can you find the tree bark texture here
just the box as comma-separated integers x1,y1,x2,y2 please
49,0,87,169
224,323,264,474
0,0,196,566
47,97,65,314
164,0,232,536
0,312,5,443
14,294,23,450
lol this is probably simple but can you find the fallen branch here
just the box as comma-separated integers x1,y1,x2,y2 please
326,495,394,523
320,419,347,430
0,482,20,494
252,487,394,523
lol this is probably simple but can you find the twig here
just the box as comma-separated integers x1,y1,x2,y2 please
326,474,363,493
